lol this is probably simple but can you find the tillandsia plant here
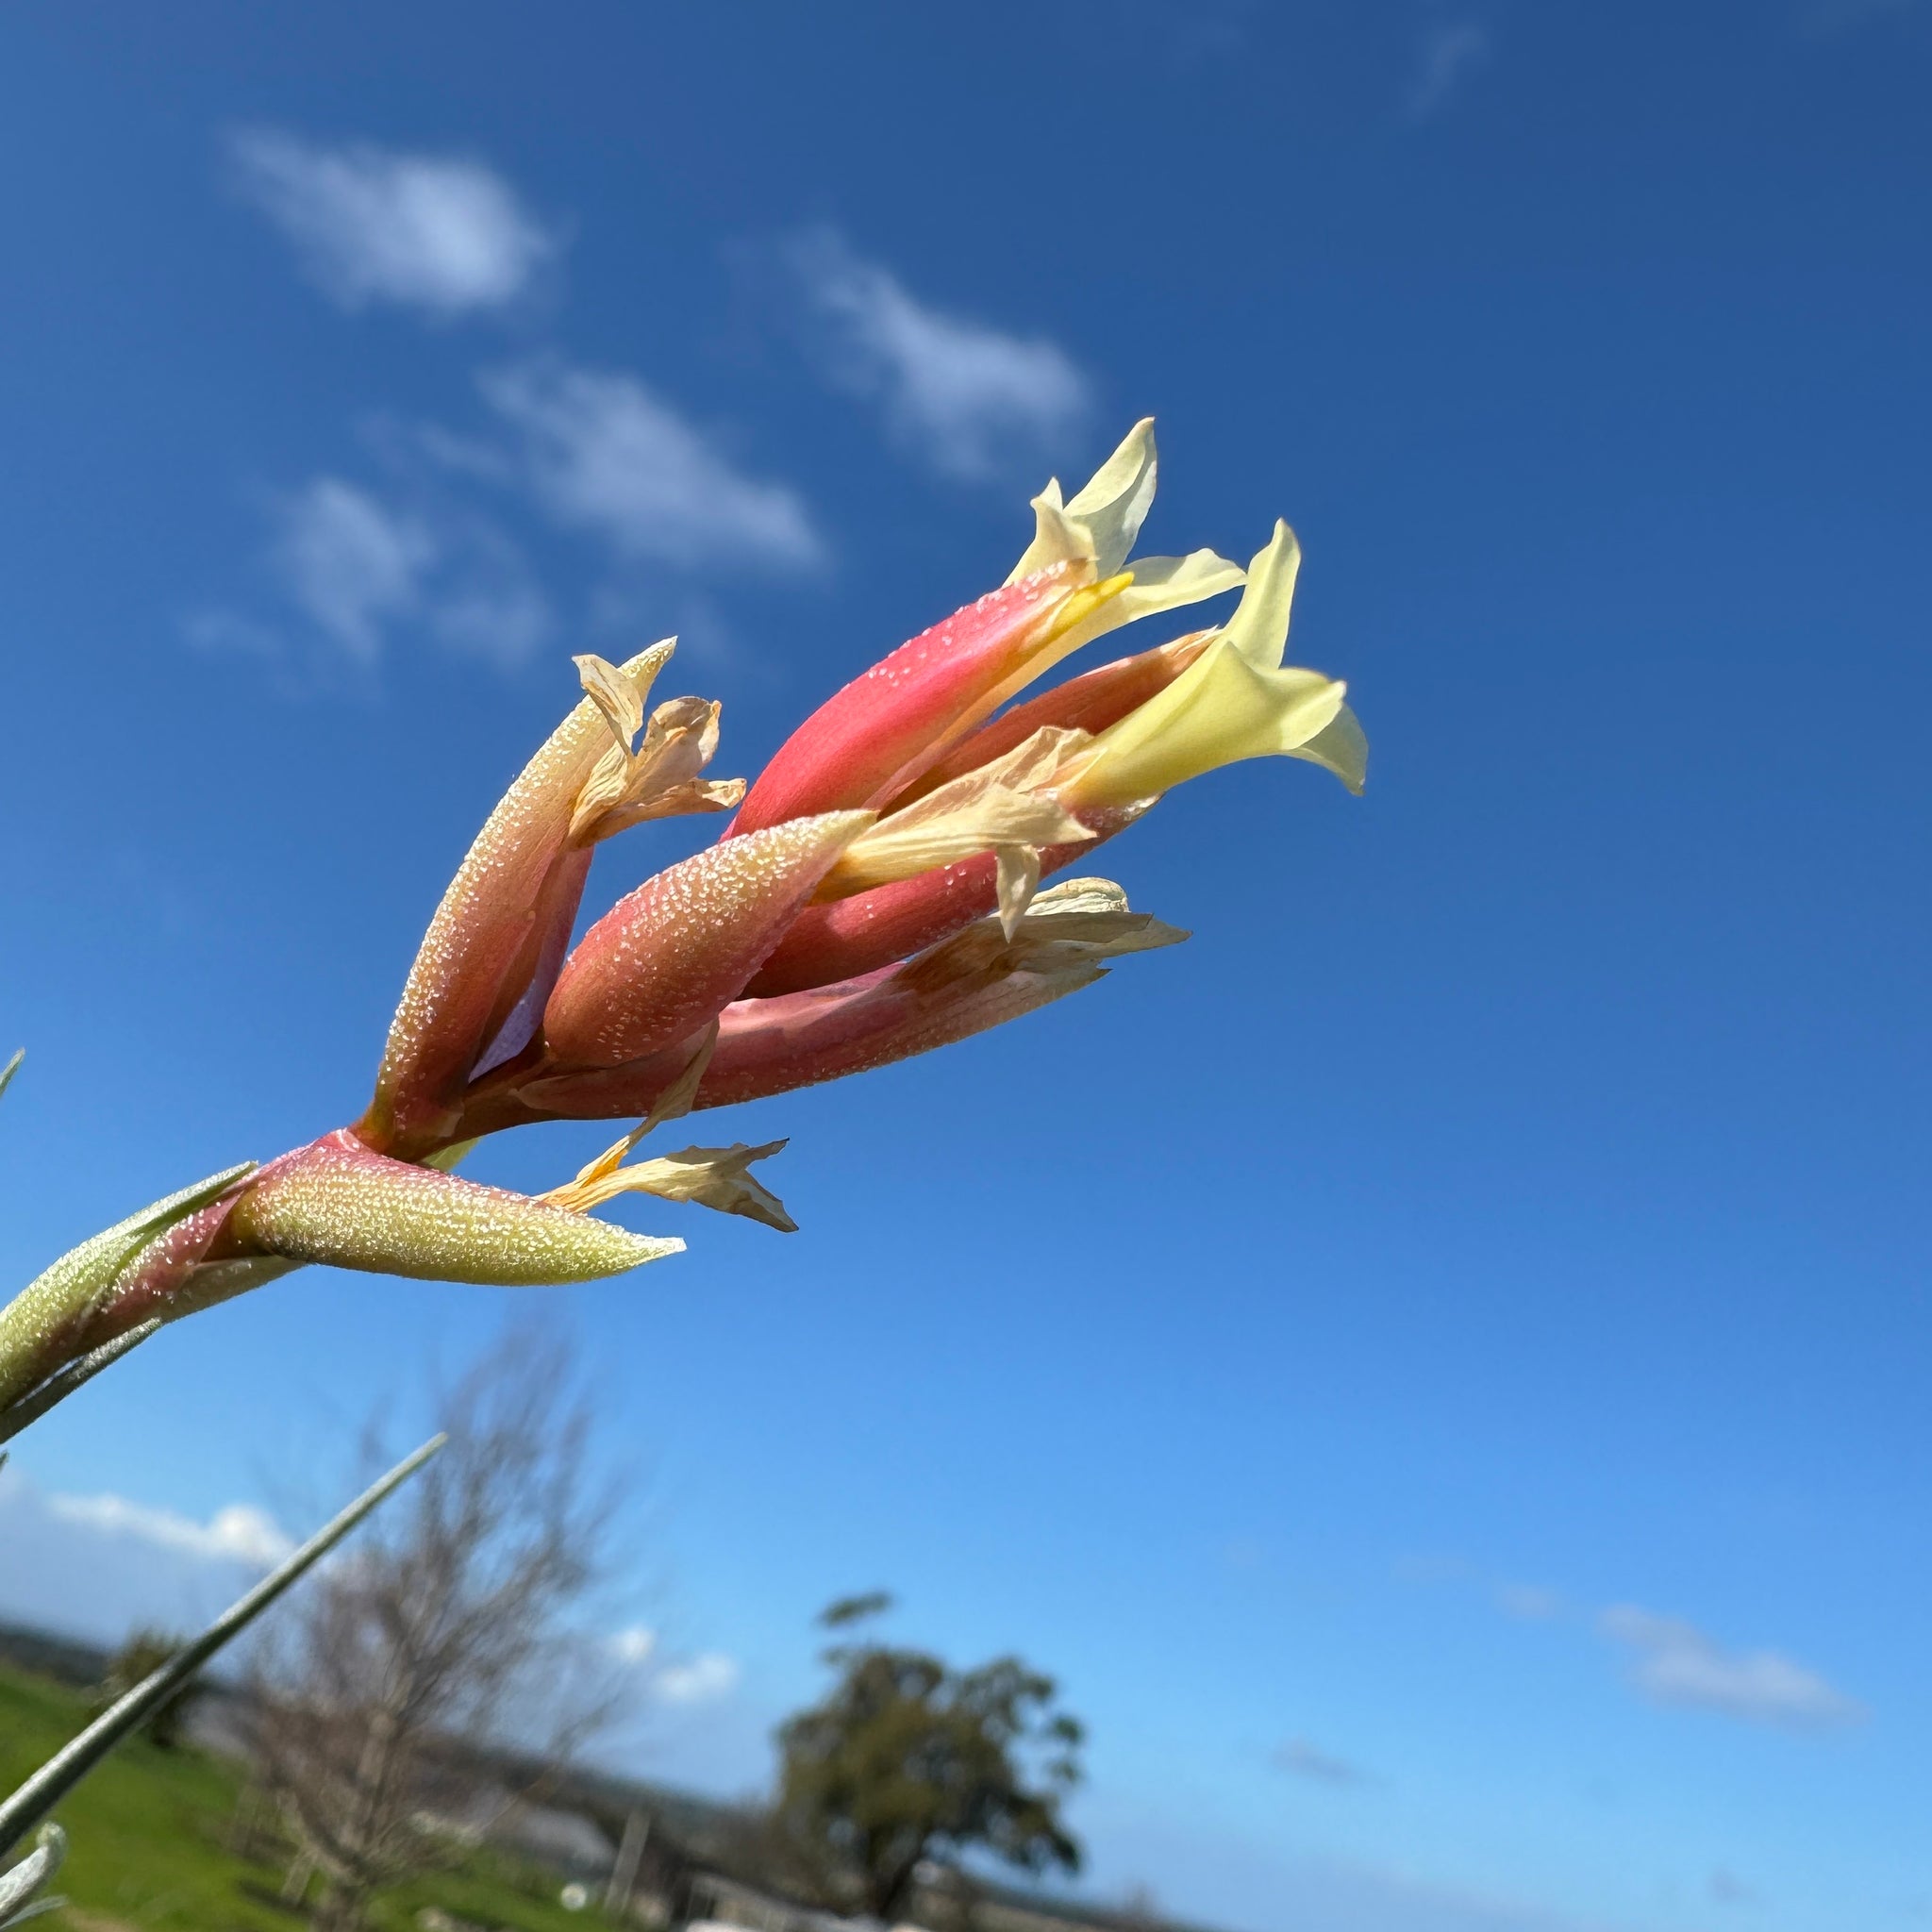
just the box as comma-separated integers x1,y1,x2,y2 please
0,422,1366,1435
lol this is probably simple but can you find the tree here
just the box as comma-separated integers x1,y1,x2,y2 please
92,1627,206,1750
248,1331,631,1932
774,1595,1085,1923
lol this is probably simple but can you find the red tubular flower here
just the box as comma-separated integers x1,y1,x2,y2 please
730,420,1243,835
729,566,1121,832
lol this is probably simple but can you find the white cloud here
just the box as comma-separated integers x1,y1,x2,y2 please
1598,1605,1864,1730
230,129,558,317
652,1650,741,1705
204,358,807,675
1407,20,1491,120
1273,1737,1368,1786
273,476,434,662
609,1624,658,1667
44,1491,292,1569
604,1622,737,1705
482,358,823,572
786,228,1091,483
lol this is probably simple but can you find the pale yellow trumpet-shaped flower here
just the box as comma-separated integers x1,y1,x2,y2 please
1061,522,1368,810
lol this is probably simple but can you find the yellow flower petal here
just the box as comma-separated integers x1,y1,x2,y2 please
1223,522,1303,670
545,1140,796,1234
993,843,1043,938
1008,418,1159,583
1030,549,1248,677
816,725,1097,899
1064,639,1347,810
1289,702,1369,795
1058,522,1365,807
994,422,1243,711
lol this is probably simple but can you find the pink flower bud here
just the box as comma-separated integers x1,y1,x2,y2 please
363,643,675,1157
541,812,874,1070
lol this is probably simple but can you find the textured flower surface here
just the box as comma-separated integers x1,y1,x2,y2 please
0,419,1365,1430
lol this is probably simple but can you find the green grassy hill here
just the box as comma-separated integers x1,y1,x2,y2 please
0,1665,604,1932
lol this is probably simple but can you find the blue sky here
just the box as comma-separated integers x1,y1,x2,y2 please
1,3,1929,1928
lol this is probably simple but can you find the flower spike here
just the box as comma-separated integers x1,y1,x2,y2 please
0,413,1368,1440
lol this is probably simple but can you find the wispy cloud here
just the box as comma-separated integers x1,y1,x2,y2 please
420,538,555,666
44,1490,292,1568
784,227,1091,484
196,352,812,675
1403,1557,1863,1735
652,1650,741,1705
198,472,554,673
1407,19,1491,120
1495,1582,1564,1622
482,357,824,571
230,129,559,317
1597,1605,1864,1731
272,476,435,662
1273,1737,1370,1786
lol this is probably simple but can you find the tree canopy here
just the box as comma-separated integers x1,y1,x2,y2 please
774,1595,1085,1922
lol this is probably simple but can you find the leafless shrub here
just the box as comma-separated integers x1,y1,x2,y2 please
249,1329,633,1931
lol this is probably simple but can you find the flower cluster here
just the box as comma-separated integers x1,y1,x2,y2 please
0,422,1364,1423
